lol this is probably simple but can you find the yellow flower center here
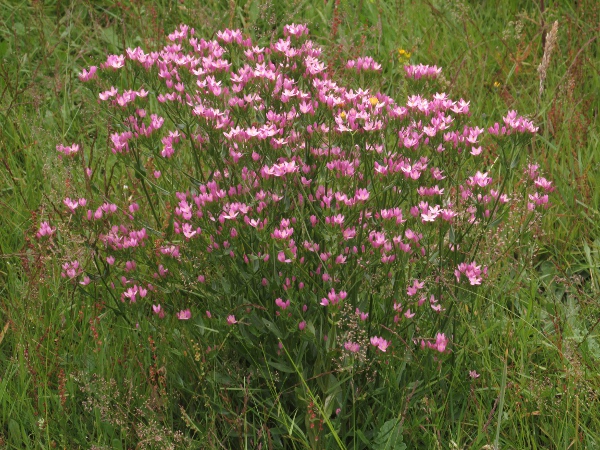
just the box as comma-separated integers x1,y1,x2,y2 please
369,97,379,106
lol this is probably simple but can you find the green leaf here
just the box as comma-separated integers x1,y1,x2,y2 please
355,429,370,446
221,277,231,294
214,371,233,385
8,419,22,445
487,215,504,229
134,164,147,180
14,22,25,36
261,318,282,338
102,26,121,52
0,40,8,59
372,418,406,450
267,359,295,373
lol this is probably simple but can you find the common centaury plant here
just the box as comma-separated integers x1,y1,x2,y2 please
37,23,552,446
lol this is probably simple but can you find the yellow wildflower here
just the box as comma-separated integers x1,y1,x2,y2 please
493,81,501,88
398,49,411,59
397,48,412,64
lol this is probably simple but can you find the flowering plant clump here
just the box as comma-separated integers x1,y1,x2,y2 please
39,23,550,440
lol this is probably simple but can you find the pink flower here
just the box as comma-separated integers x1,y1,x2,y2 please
534,177,553,192
177,309,191,320
36,221,56,238
370,336,390,352
427,333,448,353
455,261,485,285
283,23,309,37
227,315,237,325
63,197,86,212
354,188,370,202
102,54,125,70
56,143,80,157
469,370,480,379
123,286,138,303
277,251,291,263
355,308,369,321
344,341,360,353
152,304,165,319
78,66,97,82
99,86,118,101
467,171,492,188
61,260,82,279
298,321,306,331
275,298,291,310
404,64,441,79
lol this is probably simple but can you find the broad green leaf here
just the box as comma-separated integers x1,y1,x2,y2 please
373,418,406,450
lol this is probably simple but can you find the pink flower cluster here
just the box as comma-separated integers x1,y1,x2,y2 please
78,66,97,81
61,260,82,279
454,261,486,285
177,309,191,320
346,56,382,72
404,64,442,79
488,110,539,135
56,143,80,157
283,23,309,38
122,284,148,303
526,164,553,210
345,341,361,353
51,23,549,359
36,221,56,238
98,87,149,107
101,54,125,70
63,197,86,212
320,289,348,306
370,336,391,352
422,333,449,353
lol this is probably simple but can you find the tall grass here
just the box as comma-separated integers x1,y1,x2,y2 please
1,0,598,448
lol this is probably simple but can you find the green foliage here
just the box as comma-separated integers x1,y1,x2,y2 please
372,419,405,450
0,0,599,448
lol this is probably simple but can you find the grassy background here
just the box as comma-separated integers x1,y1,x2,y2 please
0,0,599,448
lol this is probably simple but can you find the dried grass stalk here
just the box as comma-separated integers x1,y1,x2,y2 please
538,20,559,98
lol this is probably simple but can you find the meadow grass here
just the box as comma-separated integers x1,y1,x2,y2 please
0,0,599,448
